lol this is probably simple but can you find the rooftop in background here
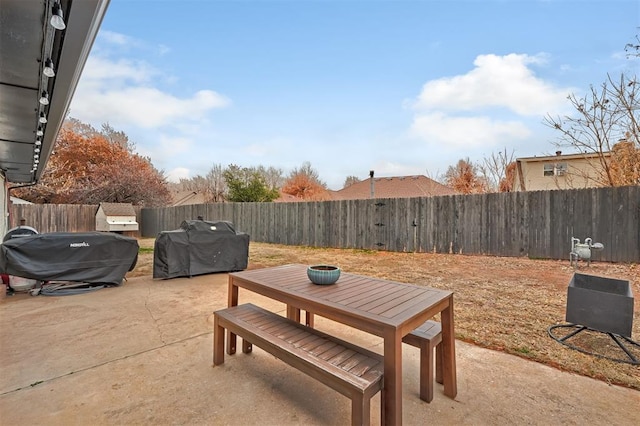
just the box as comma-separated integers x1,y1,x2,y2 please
330,175,456,200
97,202,136,216
170,190,210,206
274,192,308,203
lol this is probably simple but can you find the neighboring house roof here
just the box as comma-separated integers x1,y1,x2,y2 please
171,190,210,206
329,175,457,200
10,196,32,205
97,202,136,216
516,151,610,163
274,191,308,203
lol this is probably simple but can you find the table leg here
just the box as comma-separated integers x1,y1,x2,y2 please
226,279,238,355
383,329,402,425
440,296,458,398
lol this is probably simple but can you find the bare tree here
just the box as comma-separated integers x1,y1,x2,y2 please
625,34,640,58
290,161,326,187
543,73,640,186
205,163,228,202
343,175,360,188
63,117,100,139
255,165,285,190
169,164,229,203
479,148,515,192
101,122,135,152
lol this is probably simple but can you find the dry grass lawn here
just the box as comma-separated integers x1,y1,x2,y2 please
132,238,640,391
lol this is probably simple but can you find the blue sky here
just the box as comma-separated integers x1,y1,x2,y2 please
69,0,639,190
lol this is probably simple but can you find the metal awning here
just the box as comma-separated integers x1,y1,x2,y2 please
0,0,110,184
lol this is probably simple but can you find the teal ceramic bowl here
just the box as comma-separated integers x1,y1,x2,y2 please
307,265,341,285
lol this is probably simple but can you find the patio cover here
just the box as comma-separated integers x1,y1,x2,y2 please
0,232,138,285
153,220,249,279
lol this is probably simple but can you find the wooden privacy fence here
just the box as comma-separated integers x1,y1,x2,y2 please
9,186,640,262
9,204,143,235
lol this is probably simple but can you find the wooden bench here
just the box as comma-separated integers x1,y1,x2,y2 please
402,320,443,403
213,303,384,426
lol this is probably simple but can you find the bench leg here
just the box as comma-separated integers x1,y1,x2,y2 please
435,343,443,385
213,315,225,366
226,330,237,355
418,340,435,403
242,338,253,353
351,393,370,426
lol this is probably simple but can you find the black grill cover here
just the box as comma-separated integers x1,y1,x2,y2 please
3,226,38,242
0,232,139,285
153,220,249,279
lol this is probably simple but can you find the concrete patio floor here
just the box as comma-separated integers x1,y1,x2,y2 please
1,273,638,425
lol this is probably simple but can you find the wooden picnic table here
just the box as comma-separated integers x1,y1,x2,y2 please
227,264,457,425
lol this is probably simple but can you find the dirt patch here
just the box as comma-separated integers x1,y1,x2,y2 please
130,238,640,390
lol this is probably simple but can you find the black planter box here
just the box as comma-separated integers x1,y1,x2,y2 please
566,273,634,337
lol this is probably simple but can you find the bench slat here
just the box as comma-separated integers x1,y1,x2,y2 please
214,303,384,399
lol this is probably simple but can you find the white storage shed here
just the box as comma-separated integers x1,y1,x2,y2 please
96,203,139,232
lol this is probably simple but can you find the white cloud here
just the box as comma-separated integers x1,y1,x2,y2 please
99,30,136,46
370,161,425,177
414,53,570,116
74,86,228,128
410,112,531,148
98,30,170,56
67,40,231,181
81,56,156,85
137,135,195,167
72,55,229,129
166,167,191,182
408,53,575,150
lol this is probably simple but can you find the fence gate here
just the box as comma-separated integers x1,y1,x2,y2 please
374,200,386,250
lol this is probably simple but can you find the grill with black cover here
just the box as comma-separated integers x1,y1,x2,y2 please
0,232,139,285
153,220,249,279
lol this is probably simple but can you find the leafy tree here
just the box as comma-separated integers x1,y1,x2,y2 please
443,158,488,194
343,175,360,188
172,164,283,203
499,162,517,192
223,164,279,202
609,139,640,185
294,161,324,184
281,161,330,200
282,174,331,200
15,125,171,206
543,73,640,186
